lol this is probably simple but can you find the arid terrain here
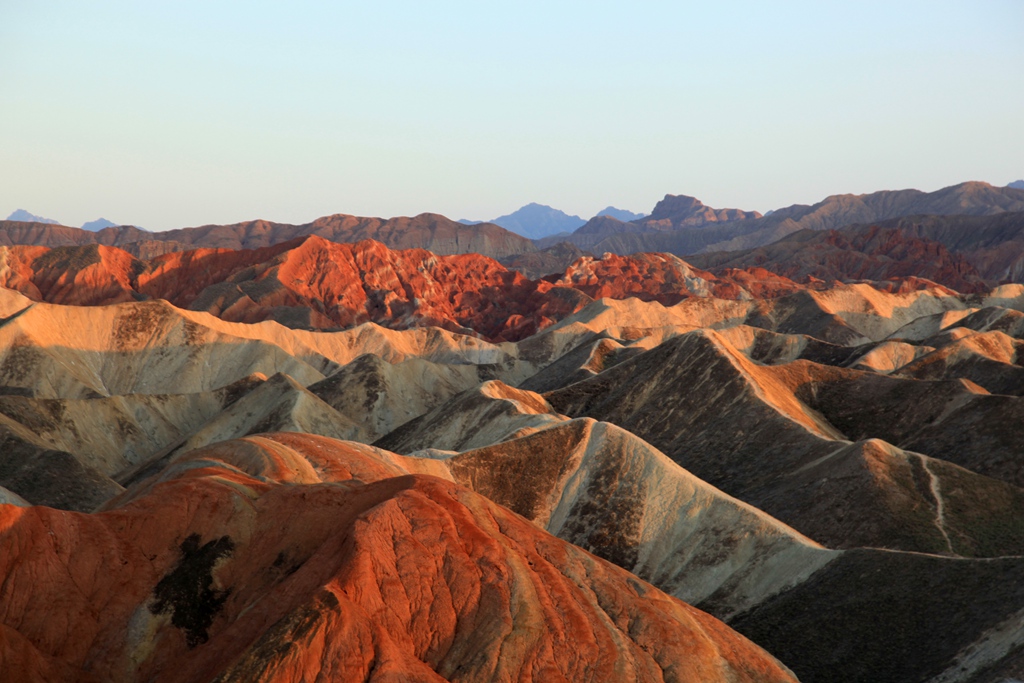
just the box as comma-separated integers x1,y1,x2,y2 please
3,196,1024,682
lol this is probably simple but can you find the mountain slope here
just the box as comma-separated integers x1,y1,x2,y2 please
0,432,799,682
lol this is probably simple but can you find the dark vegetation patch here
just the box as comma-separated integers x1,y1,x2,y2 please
151,534,235,648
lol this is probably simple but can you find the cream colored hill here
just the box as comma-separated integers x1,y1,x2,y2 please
519,335,649,393
895,329,1024,395
800,283,966,341
519,284,969,381
0,287,33,318
308,354,488,441
939,305,1024,339
0,297,539,399
0,374,265,477
120,373,364,486
441,418,835,618
375,380,568,453
848,340,934,374
886,308,977,341
0,299,326,397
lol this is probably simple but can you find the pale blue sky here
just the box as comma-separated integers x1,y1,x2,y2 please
1,1,1022,230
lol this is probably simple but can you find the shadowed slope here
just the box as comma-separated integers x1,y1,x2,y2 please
375,380,567,454
308,353,491,441
546,329,1024,556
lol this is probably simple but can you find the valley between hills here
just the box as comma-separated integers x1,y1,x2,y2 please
3,183,1024,682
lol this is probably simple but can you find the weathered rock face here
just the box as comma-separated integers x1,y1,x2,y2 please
552,251,804,302
0,433,798,683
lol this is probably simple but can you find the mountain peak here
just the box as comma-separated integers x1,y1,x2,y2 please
7,209,60,225
594,206,646,222
644,194,761,227
81,218,117,232
490,204,586,240
1008,180,1024,190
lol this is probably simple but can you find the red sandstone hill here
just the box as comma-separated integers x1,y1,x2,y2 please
0,432,798,682
550,251,805,303
0,237,965,342
0,238,587,341
0,211,534,260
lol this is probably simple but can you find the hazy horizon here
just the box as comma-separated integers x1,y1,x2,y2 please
2,1,1022,230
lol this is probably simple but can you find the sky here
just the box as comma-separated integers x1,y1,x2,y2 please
1,1,1022,230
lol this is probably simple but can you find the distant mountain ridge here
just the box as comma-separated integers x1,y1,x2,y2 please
0,211,535,260
1009,180,1024,190
546,181,1024,256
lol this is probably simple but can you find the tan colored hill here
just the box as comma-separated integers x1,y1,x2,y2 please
0,297,539,398
439,418,834,618
308,354,489,442
375,380,568,453
894,329,1024,395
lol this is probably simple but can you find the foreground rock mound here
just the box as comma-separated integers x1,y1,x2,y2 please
0,433,796,683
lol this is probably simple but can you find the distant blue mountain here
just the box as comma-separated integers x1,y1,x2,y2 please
457,218,482,225
1009,180,1024,191
593,206,646,222
81,218,117,231
490,203,586,240
7,209,59,225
